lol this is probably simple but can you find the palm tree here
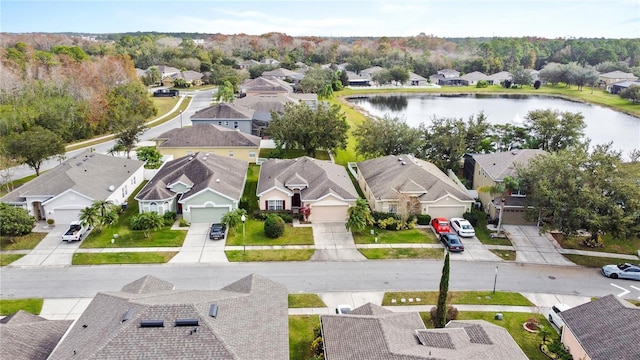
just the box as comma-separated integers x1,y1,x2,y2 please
89,200,118,231
478,175,520,236
79,205,99,230
221,208,247,235
346,198,374,233
131,212,165,238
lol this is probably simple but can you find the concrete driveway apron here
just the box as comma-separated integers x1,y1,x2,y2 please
503,225,575,266
310,222,366,261
9,226,81,267
169,223,228,264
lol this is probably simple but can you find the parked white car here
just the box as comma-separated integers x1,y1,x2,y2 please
449,218,475,237
335,304,353,314
548,303,571,330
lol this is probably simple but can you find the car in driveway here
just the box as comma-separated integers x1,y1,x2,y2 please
431,217,451,234
439,233,465,252
449,218,475,237
548,303,571,330
209,223,226,240
601,263,640,280
336,304,353,314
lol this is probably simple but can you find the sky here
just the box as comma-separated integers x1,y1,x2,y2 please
1,0,639,38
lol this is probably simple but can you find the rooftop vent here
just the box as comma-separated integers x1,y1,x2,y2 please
401,161,407,165
398,157,403,161
175,318,199,327
209,304,219,318
108,185,115,192
121,309,133,323
140,320,164,328
215,179,220,183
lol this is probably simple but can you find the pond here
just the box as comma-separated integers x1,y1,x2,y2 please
347,94,640,157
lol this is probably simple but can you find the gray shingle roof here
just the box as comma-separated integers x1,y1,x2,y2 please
600,71,638,80
0,151,144,204
156,124,260,148
559,295,640,359
0,311,72,360
460,71,490,81
233,93,297,113
321,304,527,360
357,155,473,202
469,149,547,181
170,70,203,81
135,152,248,202
121,275,175,294
240,76,293,93
257,157,358,201
48,274,289,360
191,103,255,120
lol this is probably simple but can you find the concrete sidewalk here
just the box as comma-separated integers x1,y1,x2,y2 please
37,291,592,321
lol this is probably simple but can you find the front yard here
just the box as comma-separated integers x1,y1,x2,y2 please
225,218,313,246
0,232,47,250
554,232,640,256
353,227,439,244
72,252,177,265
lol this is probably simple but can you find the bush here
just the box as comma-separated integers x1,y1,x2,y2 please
462,211,479,226
371,211,399,222
0,203,35,237
162,211,177,226
476,80,489,88
429,305,459,326
416,214,431,225
179,218,189,227
254,211,293,223
264,214,285,238
47,218,55,226
546,338,573,360
377,217,401,230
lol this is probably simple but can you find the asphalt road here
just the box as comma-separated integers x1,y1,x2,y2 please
0,260,626,300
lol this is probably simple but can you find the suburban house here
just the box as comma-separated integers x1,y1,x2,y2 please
47,274,289,360
610,80,640,95
360,66,384,80
0,151,144,224
488,71,512,85
461,71,493,85
321,303,528,360
356,155,475,219
233,92,318,136
135,152,247,224
407,72,429,86
262,67,303,81
559,295,640,360
150,65,181,81
191,103,255,135
237,59,260,69
345,71,371,86
170,70,204,86
463,149,547,224
154,124,261,163
599,70,638,91
0,311,72,360
238,76,293,97
438,69,461,78
257,157,358,222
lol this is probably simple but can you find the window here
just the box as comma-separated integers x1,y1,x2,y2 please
150,202,158,212
388,204,397,213
224,121,229,126
234,121,238,129
218,121,222,126
249,151,256,158
267,200,284,210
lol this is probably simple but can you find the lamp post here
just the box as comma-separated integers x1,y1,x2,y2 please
493,265,499,294
241,214,246,255
179,110,183,128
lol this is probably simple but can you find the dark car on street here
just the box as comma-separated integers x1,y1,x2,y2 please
439,233,465,252
209,223,226,240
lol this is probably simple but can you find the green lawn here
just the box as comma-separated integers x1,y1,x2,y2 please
0,253,25,266
226,218,313,246
0,298,44,315
79,182,187,248
359,248,444,260
490,249,517,261
454,311,552,360
241,164,260,214
562,254,636,268
0,232,47,250
353,227,439,244
288,294,327,308
474,213,513,247
289,315,320,360
555,233,640,256
383,291,534,306
259,148,331,161
72,252,177,265
225,249,315,262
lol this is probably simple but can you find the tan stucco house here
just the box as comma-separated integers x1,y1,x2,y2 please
155,124,261,163
356,155,474,219
256,157,358,222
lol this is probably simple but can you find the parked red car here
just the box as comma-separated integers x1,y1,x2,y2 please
431,217,451,234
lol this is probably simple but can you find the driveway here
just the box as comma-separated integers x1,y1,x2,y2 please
503,225,575,266
310,222,366,261
449,235,503,262
9,226,82,267
168,223,228,264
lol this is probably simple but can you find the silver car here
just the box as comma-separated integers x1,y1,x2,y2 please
449,218,475,237
601,263,640,281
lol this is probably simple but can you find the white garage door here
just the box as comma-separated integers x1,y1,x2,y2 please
428,206,467,220
190,207,228,224
310,205,349,222
53,209,82,225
